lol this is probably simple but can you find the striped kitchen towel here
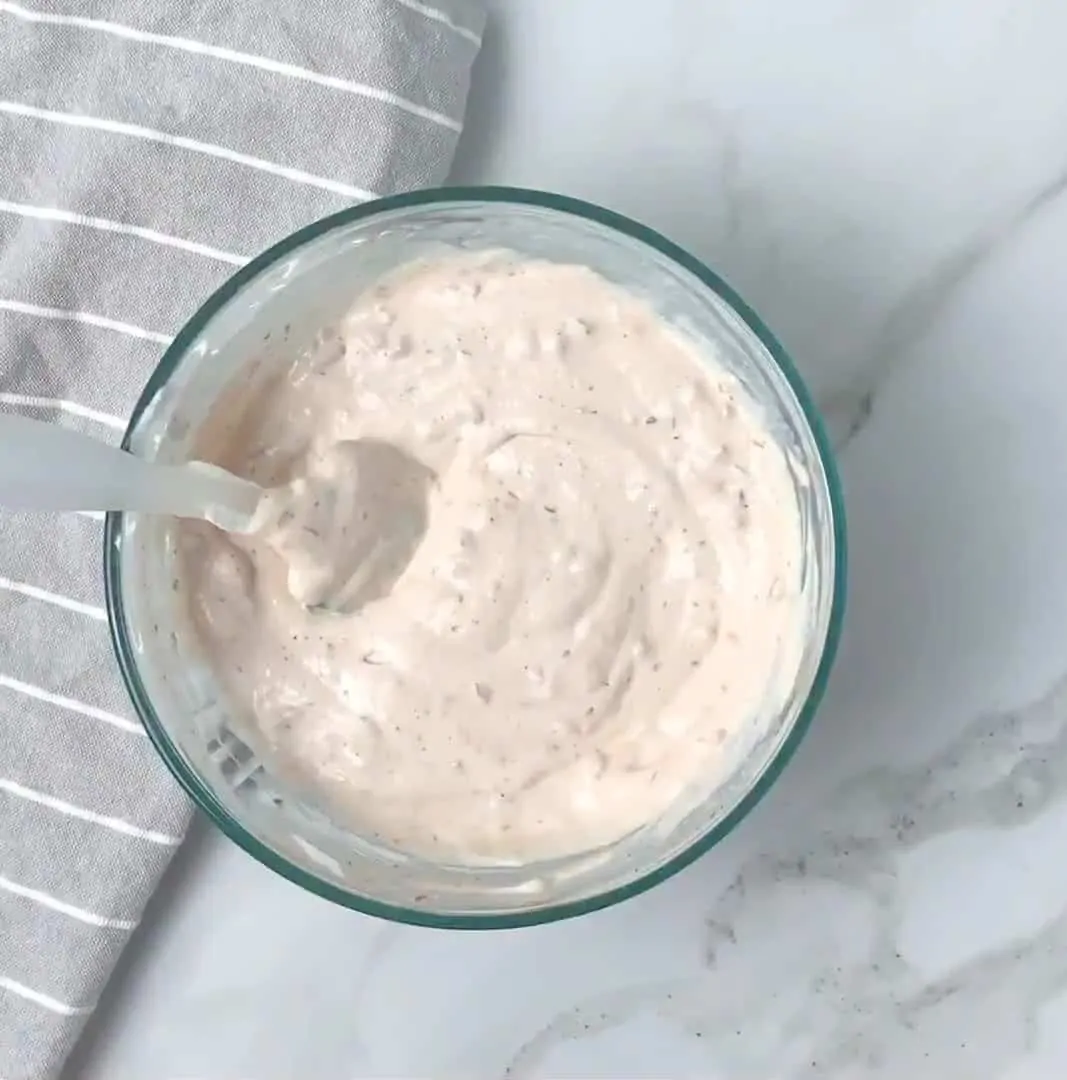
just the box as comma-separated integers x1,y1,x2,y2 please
0,1,485,1076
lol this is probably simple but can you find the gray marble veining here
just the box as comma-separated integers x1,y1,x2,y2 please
503,668,1067,1077
825,164,1067,451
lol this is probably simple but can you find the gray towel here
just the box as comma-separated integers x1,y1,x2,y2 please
0,1,484,1076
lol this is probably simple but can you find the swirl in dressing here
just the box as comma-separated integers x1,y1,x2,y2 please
179,254,805,862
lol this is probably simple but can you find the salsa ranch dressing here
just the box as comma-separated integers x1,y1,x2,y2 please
178,253,805,862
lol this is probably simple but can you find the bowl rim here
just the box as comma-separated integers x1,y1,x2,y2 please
104,185,848,929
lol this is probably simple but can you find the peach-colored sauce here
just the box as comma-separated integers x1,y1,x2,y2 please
178,254,805,862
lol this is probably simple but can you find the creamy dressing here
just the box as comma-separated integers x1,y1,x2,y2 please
178,253,805,862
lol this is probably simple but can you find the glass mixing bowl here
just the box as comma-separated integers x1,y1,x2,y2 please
104,187,846,928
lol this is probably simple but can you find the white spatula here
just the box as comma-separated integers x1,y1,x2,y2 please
0,413,263,532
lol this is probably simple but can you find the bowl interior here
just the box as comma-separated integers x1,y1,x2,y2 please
105,188,845,928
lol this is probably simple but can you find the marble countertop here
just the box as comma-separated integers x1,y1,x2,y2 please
67,1,1067,1076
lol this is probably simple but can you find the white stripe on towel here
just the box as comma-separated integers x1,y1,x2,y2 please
0,777,183,846
0,874,138,930
0,394,125,430
0,975,93,1016
0,199,246,265
0,675,145,735
394,0,482,45
0,1,462,130
0,100,379,201
0,298,172,346
0,577,107,621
